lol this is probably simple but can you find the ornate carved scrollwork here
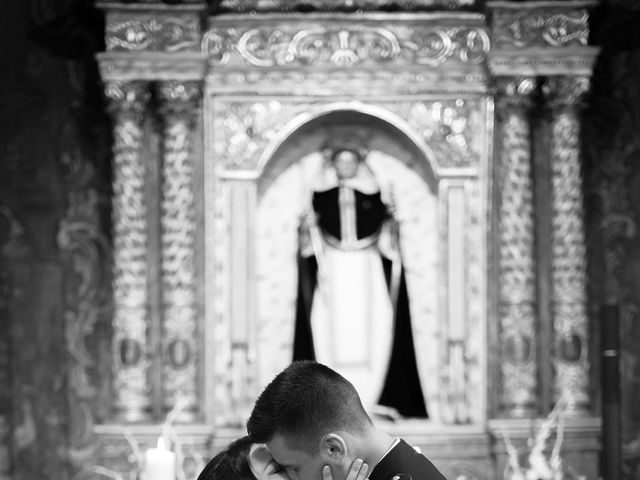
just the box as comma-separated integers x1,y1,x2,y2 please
105,81,152,422
57,187,110,466
202,24,489,68
219,0,476,11
106,14,201,52
158,81,201,420
491,8,590,49
495,76,538,417
542,75,591,413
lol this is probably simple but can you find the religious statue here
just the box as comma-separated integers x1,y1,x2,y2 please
292,134,427,418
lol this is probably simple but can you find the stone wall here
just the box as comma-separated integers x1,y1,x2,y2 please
584,2,640,478
0,1,112,479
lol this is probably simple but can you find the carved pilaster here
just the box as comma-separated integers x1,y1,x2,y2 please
105,81,152,422
495,77,538,417
228,180,257,425
542,75,591,414
158,81,201,420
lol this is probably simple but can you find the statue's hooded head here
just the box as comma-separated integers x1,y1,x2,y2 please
321,127,369,180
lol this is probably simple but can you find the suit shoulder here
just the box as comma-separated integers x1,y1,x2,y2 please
406,452,448,480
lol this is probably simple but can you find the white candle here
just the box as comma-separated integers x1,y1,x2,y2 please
144,437,176,480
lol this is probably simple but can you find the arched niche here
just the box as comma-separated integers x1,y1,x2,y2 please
205,97,488,428
253,107,442,420
256,106,439,200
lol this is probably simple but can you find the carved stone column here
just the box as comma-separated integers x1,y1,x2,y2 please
495,77,538,418
543,75,591,414
105,81,152,422
158,81,201,420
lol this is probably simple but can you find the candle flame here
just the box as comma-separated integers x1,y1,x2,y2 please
157,436,167,450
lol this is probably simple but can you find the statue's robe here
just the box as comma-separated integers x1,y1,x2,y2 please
293,183,427,418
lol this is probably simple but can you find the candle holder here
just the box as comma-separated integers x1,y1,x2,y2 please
81,398,207,480
139,398,206,480
499,397,586,480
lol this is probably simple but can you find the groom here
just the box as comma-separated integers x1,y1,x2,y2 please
247,361,446,480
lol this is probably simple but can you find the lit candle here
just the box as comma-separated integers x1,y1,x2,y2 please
144,437,176,480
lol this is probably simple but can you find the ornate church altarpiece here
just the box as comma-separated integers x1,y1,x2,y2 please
90,1,602,480
198,9,493,427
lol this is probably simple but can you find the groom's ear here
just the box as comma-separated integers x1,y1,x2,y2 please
319,433,348,463
249,443,272,479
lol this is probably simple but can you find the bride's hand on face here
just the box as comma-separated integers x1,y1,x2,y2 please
322,458,369,480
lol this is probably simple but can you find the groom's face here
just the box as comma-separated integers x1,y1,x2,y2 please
266,434,328,480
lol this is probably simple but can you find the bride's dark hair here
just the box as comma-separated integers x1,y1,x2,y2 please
197,436,256,480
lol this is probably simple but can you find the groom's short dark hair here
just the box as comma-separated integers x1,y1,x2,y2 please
246,361,372,453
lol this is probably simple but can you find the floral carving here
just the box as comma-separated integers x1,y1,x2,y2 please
213,99,481,172
213,101,311,170
398,99,481,168
491,9,590,49
106,14,201,52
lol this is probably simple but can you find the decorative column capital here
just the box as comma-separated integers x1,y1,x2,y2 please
542,75,591,112
157,81,202,121
494,76,537,115
104,81,151,119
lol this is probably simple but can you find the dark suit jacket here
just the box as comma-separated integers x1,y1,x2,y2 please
368,439,447,480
